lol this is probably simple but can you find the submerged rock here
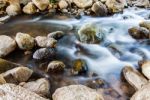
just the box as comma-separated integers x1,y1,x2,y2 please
15,32,35,50
128,27,150,39
6,3,21,16
21,78,50,97
73,0,93,8
47,61,65,73
52,85,104,100
33,48,56,60
0,83,48,100
71,59,88,75
122,66,148,90
32,0,49,11
35,36,57,48
91,1,107,16
23,2,37,14
105,0,125,13
47,31,65,40
2,66,33,83
0,35,16,57
78,23,106,44
141,61,150,80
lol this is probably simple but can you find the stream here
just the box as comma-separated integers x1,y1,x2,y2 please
0,7,150,100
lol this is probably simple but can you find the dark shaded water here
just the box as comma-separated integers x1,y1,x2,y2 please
1,7,150,100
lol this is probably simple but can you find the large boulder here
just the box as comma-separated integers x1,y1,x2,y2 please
6,3,21,16
23,2,37,14
0,35,16,57
73,0,93,8
15,32,35,50
0,83,48,100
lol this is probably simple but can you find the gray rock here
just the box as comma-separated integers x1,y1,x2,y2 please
33,48,56,60
47,31,65,40
91,1,107,16
0,83,48,100
0,35,16,57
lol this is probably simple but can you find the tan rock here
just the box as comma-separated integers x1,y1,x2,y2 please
0,83,48,100
73,0,93,8
58,0,68,9
32,0,49,11
52,85,104,100
141,61,150,80
21,78,50,97
6,3,21,16
15,32,35,50
0,35,16,57
2,66,33,83
23,2,37,14
47,61,65,72
0,74,6,84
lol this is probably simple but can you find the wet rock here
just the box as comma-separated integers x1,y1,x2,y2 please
91,1,107,16
23,2,37,14
0,35,16,57
15,32,35,50
47,31,65,40
47,61,65,73
132,0,150,8
20,0,31,5
71,59,88,75
73,0,93,8
33,48,56,60
105,0,125,13
58,0,68,9
128,27,150,39
78,23,106,44
122,66,148,90
0,83,48,100
6,3,21,16
140,21,150,31
35,36,57,48
2,66,33,83
21,78,50,97
32,0,49,11
0,58,19,73
0,75,6,84
52,85,104,100
141,61,150,80
131,83,150,100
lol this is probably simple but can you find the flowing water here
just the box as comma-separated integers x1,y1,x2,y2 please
0,7,150,99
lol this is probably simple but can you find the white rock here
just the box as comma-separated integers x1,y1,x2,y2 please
0,35,16,57
32,0,49,11
6,3,21,16
73,0,93,8
15,32,35,50
0,83,48,100
23,2,37,14
21,78,50,97
52,85,104,100
58,0,68,9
